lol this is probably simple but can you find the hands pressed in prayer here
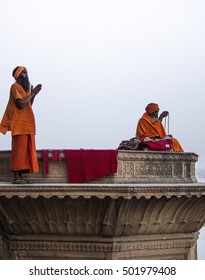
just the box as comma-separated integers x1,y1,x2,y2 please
31,84,42,96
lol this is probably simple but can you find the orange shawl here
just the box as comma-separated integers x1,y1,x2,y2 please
0,83,35,136
136,112,166,140
136,112,184,152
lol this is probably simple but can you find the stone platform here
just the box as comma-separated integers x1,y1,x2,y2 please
0,150,205,260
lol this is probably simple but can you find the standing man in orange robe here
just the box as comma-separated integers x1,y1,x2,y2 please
136,103,184,152
0,66,42,183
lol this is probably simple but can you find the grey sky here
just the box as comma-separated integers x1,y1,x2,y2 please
1,0,205,168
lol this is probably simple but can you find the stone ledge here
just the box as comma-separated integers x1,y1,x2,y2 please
0,182,205,199
0,150,198,184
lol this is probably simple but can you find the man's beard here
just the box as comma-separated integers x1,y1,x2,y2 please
150,115,158,121
17,76,31,91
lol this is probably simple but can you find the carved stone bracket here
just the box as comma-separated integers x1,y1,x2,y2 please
0,183,205,259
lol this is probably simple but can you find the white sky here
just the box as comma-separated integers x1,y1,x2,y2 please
1,0,205,168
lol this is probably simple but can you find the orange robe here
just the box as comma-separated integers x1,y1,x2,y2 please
136,112,184,152
0,83,38,172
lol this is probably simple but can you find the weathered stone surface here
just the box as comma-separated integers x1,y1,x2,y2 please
0,150,204,260
0,150,198,183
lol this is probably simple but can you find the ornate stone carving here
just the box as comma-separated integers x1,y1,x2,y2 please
7,232,197,259
0,150,203,260
0,194,205,237
0,150,198,183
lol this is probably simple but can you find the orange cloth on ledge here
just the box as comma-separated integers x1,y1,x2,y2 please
136,112,184,152
64,149,118,183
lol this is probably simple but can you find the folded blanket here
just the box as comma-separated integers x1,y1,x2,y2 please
64,149,118,183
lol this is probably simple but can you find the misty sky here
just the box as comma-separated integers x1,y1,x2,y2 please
1,0,205,168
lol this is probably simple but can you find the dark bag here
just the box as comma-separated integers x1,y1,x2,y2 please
118,137,141,150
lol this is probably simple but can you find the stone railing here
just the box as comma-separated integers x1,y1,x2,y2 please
0,150,198,183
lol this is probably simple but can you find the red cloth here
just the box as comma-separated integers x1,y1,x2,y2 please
52,150,61,161
41,149,49,175
41,149,61,176
139,139,173,151
64,149,118,183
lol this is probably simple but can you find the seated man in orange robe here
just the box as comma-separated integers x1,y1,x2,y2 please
0,66,42,183
136,103,184,152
